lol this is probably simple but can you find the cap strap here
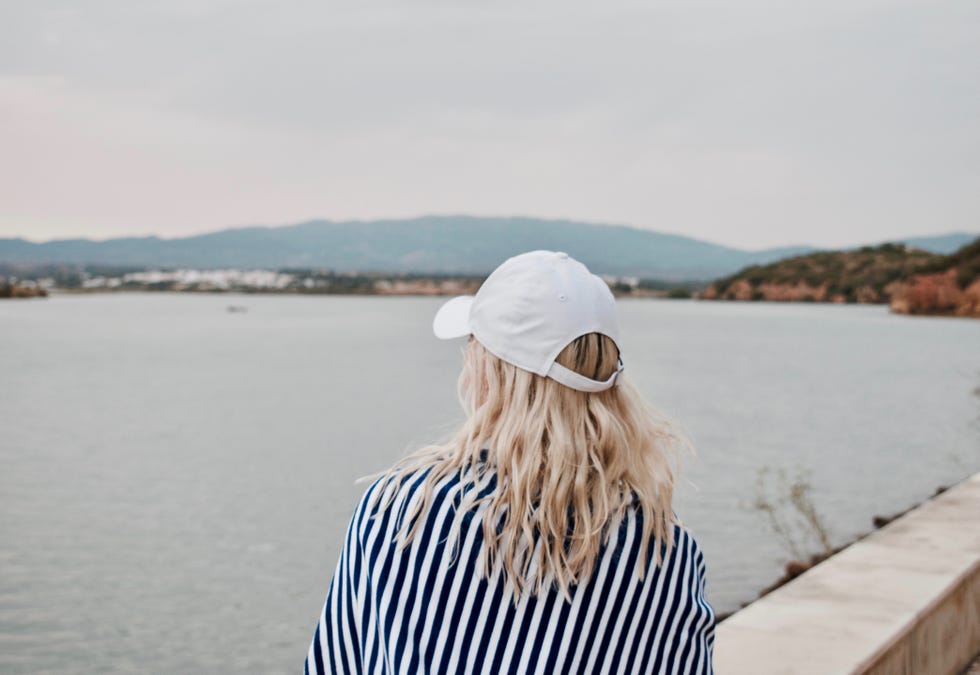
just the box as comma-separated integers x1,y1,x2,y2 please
546,358,624,393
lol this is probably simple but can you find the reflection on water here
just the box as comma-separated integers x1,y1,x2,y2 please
1,294,978,673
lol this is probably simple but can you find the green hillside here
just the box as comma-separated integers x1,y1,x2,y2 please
704,243,943,303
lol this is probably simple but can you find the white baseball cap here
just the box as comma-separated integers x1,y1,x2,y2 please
432,250,624,392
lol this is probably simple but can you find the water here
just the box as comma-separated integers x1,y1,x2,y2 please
2,293,978,673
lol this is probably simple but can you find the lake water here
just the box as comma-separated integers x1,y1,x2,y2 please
2,293,978,673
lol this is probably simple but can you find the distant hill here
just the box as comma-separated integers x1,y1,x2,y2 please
703,236,980,317
0,216,817,281
1,216,973,281
893,232,978,255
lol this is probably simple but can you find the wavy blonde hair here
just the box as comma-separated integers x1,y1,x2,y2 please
369,332,684,601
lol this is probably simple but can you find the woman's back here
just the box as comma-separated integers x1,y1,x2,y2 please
306,251,715,674
305,463,715,675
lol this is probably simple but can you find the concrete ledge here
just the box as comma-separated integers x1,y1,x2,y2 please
714,472,980,675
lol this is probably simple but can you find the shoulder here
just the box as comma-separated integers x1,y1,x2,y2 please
665,523,709,582
624,516,709,591
674,525,708,570
350,466,434,528
620,508,709,574
349,462,488,540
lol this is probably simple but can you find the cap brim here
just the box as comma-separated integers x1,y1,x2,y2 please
432,295,474,339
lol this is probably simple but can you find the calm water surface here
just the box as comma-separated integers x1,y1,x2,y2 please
2,294,978,673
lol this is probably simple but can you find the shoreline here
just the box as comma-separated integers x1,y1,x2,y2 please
11,288,980,320
34,285,689,299
29,289,980,317
698,295,980,319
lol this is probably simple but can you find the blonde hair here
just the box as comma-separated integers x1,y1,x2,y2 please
369,332,684,601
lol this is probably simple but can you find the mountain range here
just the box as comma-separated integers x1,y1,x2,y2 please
1,216,975,281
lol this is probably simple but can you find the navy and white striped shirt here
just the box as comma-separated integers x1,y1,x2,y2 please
306,464,715,675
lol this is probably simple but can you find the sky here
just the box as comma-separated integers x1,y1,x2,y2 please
1,0,977,250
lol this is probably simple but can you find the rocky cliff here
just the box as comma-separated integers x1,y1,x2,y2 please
887,238,980,317
702,243,942,304
702,238,980,318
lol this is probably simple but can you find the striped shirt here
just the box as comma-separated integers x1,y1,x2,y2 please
306,464,715,675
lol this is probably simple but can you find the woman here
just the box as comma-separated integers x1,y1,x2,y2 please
306,250,715,675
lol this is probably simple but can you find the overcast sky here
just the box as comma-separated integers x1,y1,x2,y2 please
1,0,977,249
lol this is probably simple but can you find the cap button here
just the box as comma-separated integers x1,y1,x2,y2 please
556,251,569,259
